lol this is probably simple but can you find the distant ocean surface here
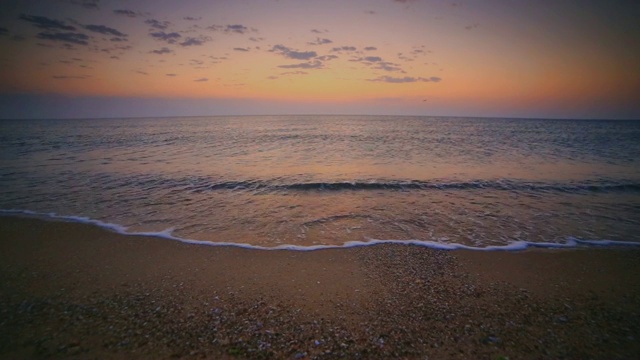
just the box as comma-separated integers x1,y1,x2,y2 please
1,115,640,250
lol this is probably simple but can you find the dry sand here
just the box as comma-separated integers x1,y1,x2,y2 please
1,216,639,359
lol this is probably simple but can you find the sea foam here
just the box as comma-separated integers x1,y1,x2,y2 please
2,209,640,251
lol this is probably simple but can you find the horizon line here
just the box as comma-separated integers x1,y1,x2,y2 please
2,114,639,121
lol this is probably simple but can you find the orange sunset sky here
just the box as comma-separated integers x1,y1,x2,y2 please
0,0,639,119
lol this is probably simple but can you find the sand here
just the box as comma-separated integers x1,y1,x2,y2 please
1,216,639,359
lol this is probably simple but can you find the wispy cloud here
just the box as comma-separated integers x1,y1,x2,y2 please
184,16,201,21
364,46,377,51
113,9,138,17
83,24,126,37
135,70,148,75
20,14,76,31
150,47,173,55
145,19,171,30
367,76,441,83
277,61,323,69
150,31,181,43
180,36,210,46
68,0,99,10
166,73,177,77
374,61,404,72
331,46,357,52
351,56,401,73
317,55,338,61
233,47,250,52
194,77,208,82
208,24,255,34
397,52,414,62
37,32,89,45
281,71,308,75
271,44,317,60
307,37,332,46
52,74,90,79
225,24,249,34
0,27,9,36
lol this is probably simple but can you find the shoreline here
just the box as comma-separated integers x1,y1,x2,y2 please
4,210,640,251
1,215,639,359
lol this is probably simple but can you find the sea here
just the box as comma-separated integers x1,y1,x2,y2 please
1,115,639,250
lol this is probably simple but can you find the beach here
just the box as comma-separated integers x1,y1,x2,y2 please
1,216,639,359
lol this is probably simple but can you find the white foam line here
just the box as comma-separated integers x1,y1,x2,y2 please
2,208,640,251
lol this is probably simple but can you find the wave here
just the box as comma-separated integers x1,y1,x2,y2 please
2,209,640,252
196,179,640,194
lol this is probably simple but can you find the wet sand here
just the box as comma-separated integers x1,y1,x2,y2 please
1,216,639,359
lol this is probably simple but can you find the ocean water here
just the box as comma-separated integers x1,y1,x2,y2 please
1,115,640,250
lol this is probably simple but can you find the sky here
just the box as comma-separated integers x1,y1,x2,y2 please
0,0,639,119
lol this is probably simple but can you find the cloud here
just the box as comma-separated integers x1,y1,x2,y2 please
364,46,377,51
271,44,317,60
310,29,327,34
37,32,89,45
206,24,256,34
465,23,479,30
194,78,208,82
100,44,130,53
331,46,356,52
280,71,308,75
19,14,76,31
209,55,227,63
233,47,250,52
367,76,441,83
374,61,403,72
52,75,90,79
351,56,395,71
317,55,338,61
225,24,249,34
145,19,171,30
150,31,181,43
113,9,138,17
397,52,414,62
83,24,127,37
249,37,264,42
277,61,323,69
180,36,210,46
110,37,127,42
135,70,148,75
0,27,8,36
307,37,332,46
267,75,278,80
365,10,376,15
150,47,173,55
68,0,99,9
184,16,201,21
166,73,177,77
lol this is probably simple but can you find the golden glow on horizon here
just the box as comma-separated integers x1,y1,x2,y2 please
0,0,638,118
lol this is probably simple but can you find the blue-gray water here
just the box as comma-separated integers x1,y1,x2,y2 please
1,116,639,249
